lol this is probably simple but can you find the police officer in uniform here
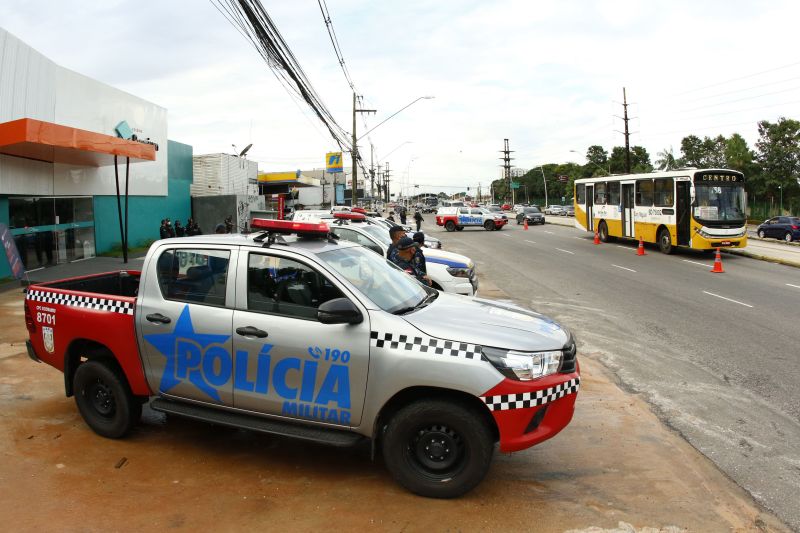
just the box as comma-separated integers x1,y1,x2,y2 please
390,236,430,285
411,232,427,275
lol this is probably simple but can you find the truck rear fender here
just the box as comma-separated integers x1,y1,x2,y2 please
63,339,144,400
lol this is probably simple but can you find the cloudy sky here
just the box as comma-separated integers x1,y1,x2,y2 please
3,0,800,195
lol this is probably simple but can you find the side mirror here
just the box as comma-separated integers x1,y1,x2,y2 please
317,298,363,325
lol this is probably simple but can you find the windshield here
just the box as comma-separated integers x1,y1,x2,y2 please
318,246,428,313
524,207,541,213
693,183,746,223
361,224,392,246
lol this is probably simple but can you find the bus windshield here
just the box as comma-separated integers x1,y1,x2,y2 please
693,183,746,224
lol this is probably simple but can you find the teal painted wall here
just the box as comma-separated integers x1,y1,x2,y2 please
93,140,193,253
0,196,10,279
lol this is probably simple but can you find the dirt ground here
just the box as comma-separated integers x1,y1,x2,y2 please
0,287,788,532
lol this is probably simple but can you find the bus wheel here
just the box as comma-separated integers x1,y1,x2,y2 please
445,221,456,232
658,228,673,254
598,221,612,243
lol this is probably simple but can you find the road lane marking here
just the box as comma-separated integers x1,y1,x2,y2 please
544,231,554,234
702,290,753,308
573,236,584,240
612,264,637,273
615,245,629,249
683,259,709,267
525,240,537,244
556,248,575,255
787,283,800,289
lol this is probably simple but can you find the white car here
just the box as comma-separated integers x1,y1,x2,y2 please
545,205,565,215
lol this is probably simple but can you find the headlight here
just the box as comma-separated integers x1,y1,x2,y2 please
446,266,471,278
482,347,562,381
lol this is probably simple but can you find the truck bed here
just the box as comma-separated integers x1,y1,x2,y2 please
34,271,140,297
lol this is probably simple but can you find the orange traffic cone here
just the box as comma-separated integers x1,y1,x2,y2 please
593,230,600,245
524,218,529,231
711,248,725,273
636,237,646,256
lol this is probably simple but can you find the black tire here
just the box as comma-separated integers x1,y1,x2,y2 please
483,220,494,231
445,220,456,232
784,231,793,242
382,399,494,498
658,228,673,254
455,226,464,231
757,229,765,239
73,360,141,439
516,217,520,225
598,220,612,243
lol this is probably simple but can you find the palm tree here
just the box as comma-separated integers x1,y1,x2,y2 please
655,146,678,170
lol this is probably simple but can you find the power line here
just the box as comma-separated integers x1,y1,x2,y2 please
317,0,357,92
672,59,800,97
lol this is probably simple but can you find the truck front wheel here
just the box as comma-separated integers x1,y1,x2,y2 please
382,399,494,498
73,360,141,439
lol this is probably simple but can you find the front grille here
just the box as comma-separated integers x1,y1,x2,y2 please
560,341,577,373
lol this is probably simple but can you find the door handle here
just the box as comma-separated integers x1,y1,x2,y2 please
146,313,171,324
236,326,268,338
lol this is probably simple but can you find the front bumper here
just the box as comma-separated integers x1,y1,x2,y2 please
494,219,509,228
481,369,580,453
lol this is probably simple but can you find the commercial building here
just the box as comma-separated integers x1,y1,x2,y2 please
0,27,192,278
191,153,264,233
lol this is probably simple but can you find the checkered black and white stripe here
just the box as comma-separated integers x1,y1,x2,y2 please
369,331,482,360
481,377,580,411
26,289,134,316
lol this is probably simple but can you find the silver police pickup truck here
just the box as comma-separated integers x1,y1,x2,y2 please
24,218,580,498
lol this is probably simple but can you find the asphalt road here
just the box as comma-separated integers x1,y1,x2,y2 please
428,218,800,530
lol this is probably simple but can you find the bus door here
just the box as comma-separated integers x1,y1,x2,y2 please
585,185,594,231
622,183,635,237
676,181,691,246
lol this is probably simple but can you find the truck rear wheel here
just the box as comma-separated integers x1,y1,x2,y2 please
73,360,141,439
382,399,494,498
445,221,456,232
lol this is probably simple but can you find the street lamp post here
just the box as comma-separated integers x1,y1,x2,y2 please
779,184,783,214
532,166,548,207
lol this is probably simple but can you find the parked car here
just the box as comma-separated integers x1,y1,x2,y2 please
756,216,800,242
516,207,545,225
561,205,575,217
544,205,564,215
501,204,512,211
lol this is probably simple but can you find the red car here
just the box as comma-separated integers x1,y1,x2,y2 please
501,204,512,211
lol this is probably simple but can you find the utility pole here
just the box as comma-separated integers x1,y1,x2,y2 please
499,139,514,205
370,144,375,208
351,92,376,206
622,87,631,174
384,162,391,203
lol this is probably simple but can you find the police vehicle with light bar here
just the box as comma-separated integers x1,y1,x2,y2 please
23,217,580,499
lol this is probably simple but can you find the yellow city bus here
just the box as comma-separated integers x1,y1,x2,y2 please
573,169,747,253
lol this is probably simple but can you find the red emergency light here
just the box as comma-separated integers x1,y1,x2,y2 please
333,212,366,221
251,218,330,236
351,207,367,214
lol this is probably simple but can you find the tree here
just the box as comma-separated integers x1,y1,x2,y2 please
755,117,800,210
655,146,678,170
678,134,726,168
609,146,652,174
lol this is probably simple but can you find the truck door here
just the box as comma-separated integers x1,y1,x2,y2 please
231,249,370,427
622,183,635,238
137,245,237,406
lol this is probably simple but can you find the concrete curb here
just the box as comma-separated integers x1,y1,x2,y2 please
723,248,800,269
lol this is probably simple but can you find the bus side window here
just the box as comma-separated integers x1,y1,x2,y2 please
636,179,654,206
607,182,620,205
594,182,607,205
576,184,585,204
654,178,674,207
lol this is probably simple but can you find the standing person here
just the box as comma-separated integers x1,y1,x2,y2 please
412,232,427,275
386,212,396,223
389,237,430,285
174,220,185,237
215,223,227,234
166,218,176,238
386,225,406,262
186,218,201,236
413,210,424,231
224,215,234,234
159,219,169,239
399,206,407,225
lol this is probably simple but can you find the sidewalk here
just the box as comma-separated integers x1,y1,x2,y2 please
542,216,800,268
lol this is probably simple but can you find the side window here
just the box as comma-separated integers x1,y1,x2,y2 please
331,227,382,255
331,227,359,244
654,178,674,207
459,207,469,214
607,182,620,205
576,184,586,204
594,182,607,205
636,179,654,206
247,254,345,320
470,208,482,215
156,249,229,306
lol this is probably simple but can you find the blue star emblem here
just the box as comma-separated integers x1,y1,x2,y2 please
143,305,231,402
